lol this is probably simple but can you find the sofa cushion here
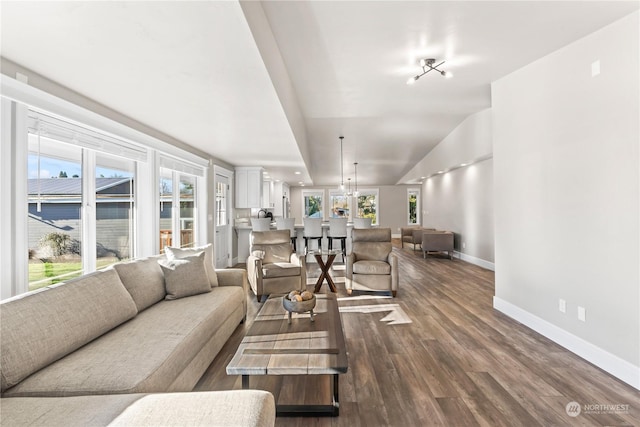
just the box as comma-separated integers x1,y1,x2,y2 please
165,244,218,287
109,390,276,427
159,252,211,300
250,230,292,264
352,242,392,262
353,260,391,275
0,269,137,392
0,390,276,427
3,286,244,397
261,262,301,278
112,257,166,311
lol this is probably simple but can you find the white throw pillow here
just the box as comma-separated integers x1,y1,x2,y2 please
158,252,211,300
164,243,218,287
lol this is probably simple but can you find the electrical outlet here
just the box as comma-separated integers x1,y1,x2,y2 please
462,242,466,249
578,306,586,322
591,60,600,77
559,299,566,313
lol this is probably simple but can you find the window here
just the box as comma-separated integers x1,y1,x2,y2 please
179,175,196,249
26,112,140,290
216,180,227,227
355,189,379,226
329,190,350,219
2,87,208,300
159,170,173,252
27,135,84,290
408,188,420,225
302,190,323,218
96,155,134,269
159,168,199,251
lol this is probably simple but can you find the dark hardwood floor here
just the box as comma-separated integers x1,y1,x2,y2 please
195,240,640,426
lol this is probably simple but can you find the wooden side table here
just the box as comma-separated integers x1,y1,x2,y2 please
311,250,341,293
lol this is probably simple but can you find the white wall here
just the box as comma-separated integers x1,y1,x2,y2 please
416,109,495,268
493,12,639,387
424,158,494,265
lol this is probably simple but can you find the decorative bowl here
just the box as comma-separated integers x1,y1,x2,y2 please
283,291,316,323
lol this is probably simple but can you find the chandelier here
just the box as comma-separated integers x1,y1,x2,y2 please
406,58,452,85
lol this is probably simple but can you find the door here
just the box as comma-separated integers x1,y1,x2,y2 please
215,174,231,268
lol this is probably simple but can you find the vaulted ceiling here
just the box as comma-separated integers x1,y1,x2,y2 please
2,1,638,186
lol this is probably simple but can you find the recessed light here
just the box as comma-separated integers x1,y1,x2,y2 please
420,176,426,179
294,171,301,175
460,163,468,167
438,170,444,174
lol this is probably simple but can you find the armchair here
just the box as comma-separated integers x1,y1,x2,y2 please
346,228,398,297
247,230,306,302
401,226,436,250
421,230,455,259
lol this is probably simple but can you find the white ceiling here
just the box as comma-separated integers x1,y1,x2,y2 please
2,1,638,186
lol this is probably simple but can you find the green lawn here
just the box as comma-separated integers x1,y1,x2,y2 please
29,258,121,291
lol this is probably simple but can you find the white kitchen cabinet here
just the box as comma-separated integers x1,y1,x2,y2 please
235,167,263,208
262,180,274,208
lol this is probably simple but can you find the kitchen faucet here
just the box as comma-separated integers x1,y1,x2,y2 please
257,209,273,220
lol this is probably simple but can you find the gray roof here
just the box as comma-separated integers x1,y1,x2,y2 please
28,178,132,195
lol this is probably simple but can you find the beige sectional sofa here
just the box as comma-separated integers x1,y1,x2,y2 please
0,246,275,426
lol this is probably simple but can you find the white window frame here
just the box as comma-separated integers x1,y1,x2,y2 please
355,188,379,226
328,189,351,220
407,187,421,225
301,189,324,219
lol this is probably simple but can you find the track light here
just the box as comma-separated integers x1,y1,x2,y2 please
406,58,452,84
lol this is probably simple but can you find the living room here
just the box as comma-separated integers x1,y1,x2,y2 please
1,1,638,426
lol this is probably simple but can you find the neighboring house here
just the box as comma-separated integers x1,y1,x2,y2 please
28,177,135,259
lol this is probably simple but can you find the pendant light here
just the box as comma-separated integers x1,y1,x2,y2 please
339,136,345,191
353,162,359,197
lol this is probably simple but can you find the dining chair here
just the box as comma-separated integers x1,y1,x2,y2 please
303,217,323,255
276,217,297,253
353,217,372,229
327,217,348,261
250,218,272,232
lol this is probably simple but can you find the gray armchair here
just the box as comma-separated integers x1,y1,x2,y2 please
421,230,455,259
346,228,398,297
247,230,306,302
401,226,436,250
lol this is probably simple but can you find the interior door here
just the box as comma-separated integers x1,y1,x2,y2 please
215,174,231,268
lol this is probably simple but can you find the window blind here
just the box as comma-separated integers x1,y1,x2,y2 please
159,154,205,178
26,109,148,162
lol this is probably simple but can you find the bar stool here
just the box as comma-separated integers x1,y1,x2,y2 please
327,217,347,261
353,217,372,229
276,217,297,252
303,217,323,255
250,218,271,231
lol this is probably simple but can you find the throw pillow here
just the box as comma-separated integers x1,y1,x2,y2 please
159,252,211,300
164,243,218,287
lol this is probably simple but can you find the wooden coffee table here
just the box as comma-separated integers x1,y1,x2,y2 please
226,293,348,416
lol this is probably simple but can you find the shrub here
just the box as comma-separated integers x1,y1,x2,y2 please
39,232,72,257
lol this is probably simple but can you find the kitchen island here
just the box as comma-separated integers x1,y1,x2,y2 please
234,222,355,263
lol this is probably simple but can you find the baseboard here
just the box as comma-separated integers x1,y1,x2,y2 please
455,251,495,271
493,296,640,390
